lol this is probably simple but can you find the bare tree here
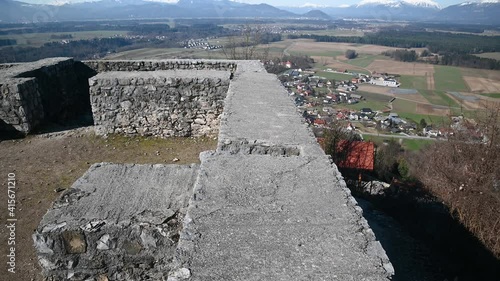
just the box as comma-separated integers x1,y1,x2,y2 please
410,104,500,258
221,24,270,61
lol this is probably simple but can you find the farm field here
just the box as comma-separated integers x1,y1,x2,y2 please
480,93,500,98
105,47,228,60
104,38,498,118
474,52,500,60
368,60,434,76
303,29,365,37
343,54,385,68
399,75,427,90
433,65,469,92
316,71,354,81
286,39,413,55
0,30,129,47
463,76,500,93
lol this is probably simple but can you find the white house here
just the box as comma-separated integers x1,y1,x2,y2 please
370,77,400,87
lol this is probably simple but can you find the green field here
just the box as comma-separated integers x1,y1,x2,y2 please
340,100,387,111
316,71,354,81
0,31,129,47
435,91,460,108
480,93,500,98
419,89,460,107
402,139,435,151
289,50,343,57
344,55,382,68
358,91,394,103
362,135,435,151
399,75,427,90
397,112,446,125
393,99,417,113
434,65,469,92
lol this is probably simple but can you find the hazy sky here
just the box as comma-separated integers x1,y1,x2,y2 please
20,0,474,9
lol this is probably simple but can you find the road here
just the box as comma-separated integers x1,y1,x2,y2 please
359,131,444,141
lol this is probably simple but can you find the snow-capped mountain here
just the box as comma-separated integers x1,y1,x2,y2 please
350,0,440,20
357,0,440,9
0,0,499,24
435,0,500,24
0,0,295,22
280,0,440,21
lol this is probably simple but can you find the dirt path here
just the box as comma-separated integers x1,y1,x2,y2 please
283,41,296,56
426,72,435,90
0,128,216,281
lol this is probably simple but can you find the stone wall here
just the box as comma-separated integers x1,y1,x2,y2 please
83,60,237,73
0,77,44,133
0,58,96,135
89,70,230,137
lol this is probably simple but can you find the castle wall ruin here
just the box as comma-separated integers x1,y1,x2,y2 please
19,58,395,281
0,58,95,135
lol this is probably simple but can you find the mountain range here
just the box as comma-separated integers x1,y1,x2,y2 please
0,0,499,24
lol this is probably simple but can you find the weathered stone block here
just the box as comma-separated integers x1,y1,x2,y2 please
34,163,200,281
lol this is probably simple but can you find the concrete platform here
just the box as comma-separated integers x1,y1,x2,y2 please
174,152,391,281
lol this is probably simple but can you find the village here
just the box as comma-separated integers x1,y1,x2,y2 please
278,61,463,140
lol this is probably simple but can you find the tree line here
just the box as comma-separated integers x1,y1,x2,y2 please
0,39,16,46
0,38,133,63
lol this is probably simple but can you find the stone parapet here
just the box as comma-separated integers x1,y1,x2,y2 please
83,60,237,73
0,77,44,133
89,70,230,137
0,57,95,135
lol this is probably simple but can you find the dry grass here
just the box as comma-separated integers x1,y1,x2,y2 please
415,104,451,116
287,39,423,55
463,77,500,93
367,60,435,76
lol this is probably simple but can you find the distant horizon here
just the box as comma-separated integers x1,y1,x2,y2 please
17,0,491,9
